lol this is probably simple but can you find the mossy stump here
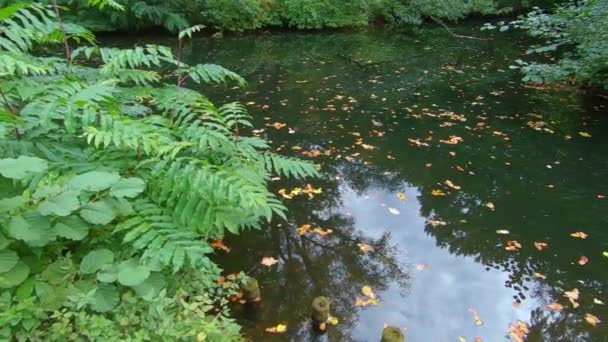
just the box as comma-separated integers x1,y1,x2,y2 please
381,326,405,342
240,277,261,303
311,296,331,332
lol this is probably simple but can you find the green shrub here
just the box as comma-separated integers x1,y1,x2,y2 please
0,2,316,339
278,0,370,29
203,0,268,31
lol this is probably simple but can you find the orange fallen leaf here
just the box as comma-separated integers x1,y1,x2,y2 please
440,136,464,145
312,228,333,237
211,240,231,253
297,224,313,235
505,240,522,251
261,257,279,267
534,242,548,251
509,320,529,342
546,303,564,311
468,308,484,326
570,232,588,239
578,256,589,266
355,297,380,307
534,272,547,279
585,313,601,327
397,192,408,201
265,324,287,333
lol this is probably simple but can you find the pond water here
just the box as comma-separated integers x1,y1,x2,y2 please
110,24,608,341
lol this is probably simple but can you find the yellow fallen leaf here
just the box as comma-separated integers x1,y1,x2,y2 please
570,232,588,239
265,324,287,333
468,308,484,326
593,298,605,305
496,229,510,235
585,313,601,327
261,257,279,267
534,272,547,279
579,132,592,138
362,286,376,299
397,192,408,201
486,202,495,210
432,189,447,196
358,243,374,253
444,180,461,190
564,288,580,308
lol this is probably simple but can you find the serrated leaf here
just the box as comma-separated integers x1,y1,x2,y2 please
69,171,120,192
132,272,165,300
80,249,114,274
110,177,145,198
0,196,27,213
54,216,89,241
117,263,150,287
0,261,30,288
0,156,48,179
96,264,118,283
38,190,81,217
91,284,119,312
0,250,19,273
80,201,117,225
8,212,54,246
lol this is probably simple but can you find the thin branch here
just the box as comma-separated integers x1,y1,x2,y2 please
50,0,72,63
430,16,491,41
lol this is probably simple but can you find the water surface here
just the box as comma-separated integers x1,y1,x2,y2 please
112,25,608,341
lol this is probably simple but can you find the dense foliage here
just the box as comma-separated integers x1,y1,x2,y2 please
484,0,608,89
0,2,316,340
0,0,531,32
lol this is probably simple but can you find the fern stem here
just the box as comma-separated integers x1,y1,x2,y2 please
50,0,72,63
0,88,20,140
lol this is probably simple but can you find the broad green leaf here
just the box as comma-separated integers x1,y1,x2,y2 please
132,272,165,301
80,249,114,274
0,261,30,288
91,284,119,313
40,286,70,311
16,277,35,300
8,212,54,247
117,262,150,287
0,250,18,273
69,171,120,192
54,216,89,241
0,196,27,213
41,258,75,285
97,264,118,283
80,201,116,225
110,177,145,198
0,156,47,180
0,233,9,249
38,190,81,217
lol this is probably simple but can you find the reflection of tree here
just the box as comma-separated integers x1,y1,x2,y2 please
215,170,410,341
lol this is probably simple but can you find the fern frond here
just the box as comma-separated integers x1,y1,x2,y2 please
180,64,246,87
262,152,319,179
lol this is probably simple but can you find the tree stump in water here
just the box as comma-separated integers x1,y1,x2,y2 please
241,277,261,303
311,296,331,332
381,326,405,342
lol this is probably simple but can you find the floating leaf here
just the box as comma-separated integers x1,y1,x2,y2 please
579,132,592,138
593,298,605,305
486,202,495,210
534,272,547,279
468,308,484,326
444,180,461,190
261,257,278,267
570,232,588,239
388,208,400,215
358,243,374,253
546,303,564,311
578,256,589,266
362,285,376,299
211,240,231,252
496,229,510,235
265,324,287,333
505,240,522,251
432,189,447,196
397,193,408,201
534,242,548,251
585,313,601,327
564,288,580,308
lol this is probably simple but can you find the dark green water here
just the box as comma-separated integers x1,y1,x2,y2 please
110,25,608,341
